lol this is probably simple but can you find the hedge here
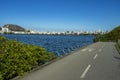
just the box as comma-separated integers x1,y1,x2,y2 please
0,36,57,80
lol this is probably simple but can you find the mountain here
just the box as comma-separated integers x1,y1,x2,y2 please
3,24,26,31
94,25,120,42
0,27,2,30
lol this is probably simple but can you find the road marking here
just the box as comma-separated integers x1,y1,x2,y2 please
93,54,98,59
80,64,91,78
82,48,94,52
99,49,102,52
88,49,92,52
82,49,87,52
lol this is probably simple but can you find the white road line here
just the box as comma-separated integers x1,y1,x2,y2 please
88,49,92,52
80,64,91,78
93,54,98,59
81,49,87,52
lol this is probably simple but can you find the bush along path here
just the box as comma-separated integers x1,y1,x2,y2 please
94,25,120,42
0,36,57,80
115,41,120,53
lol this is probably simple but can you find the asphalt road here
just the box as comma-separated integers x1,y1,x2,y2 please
19,42,120,80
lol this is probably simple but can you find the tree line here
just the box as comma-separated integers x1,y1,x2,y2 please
94,25,120,42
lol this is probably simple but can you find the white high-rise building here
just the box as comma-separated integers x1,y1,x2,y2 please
2,27,11,33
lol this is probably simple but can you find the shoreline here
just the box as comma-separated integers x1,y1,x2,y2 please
11,42,95,80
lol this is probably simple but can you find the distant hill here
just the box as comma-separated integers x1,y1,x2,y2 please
3,24,26,31
94,25,120,42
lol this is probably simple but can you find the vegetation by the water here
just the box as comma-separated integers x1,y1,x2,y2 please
0,36,57,80
94,25,120,42
115,42,120,53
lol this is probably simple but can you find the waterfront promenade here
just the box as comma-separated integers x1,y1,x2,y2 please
19,42,120,80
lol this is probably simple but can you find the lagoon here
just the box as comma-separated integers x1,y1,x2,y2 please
3,34,94,56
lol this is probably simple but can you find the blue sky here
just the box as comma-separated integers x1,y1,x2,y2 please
0,0,120,32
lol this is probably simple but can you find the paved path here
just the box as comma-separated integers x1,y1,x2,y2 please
19,42,120,80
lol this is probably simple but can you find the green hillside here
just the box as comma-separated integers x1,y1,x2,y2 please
94,25,120,42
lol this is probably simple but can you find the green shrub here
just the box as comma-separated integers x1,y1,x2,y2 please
0,39,57,80
0,35,7,43
0,72,3,80
94,25,120,42
115,42,120,54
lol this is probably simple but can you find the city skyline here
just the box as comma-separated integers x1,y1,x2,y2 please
0,0,120,32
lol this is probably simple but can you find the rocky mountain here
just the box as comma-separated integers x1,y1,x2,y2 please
3,24,26,31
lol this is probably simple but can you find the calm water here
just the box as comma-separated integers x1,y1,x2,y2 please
3,34,94,56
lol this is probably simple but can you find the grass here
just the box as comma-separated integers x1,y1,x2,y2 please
115,42,120,54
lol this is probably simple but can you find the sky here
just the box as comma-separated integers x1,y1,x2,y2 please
0,0,120,32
